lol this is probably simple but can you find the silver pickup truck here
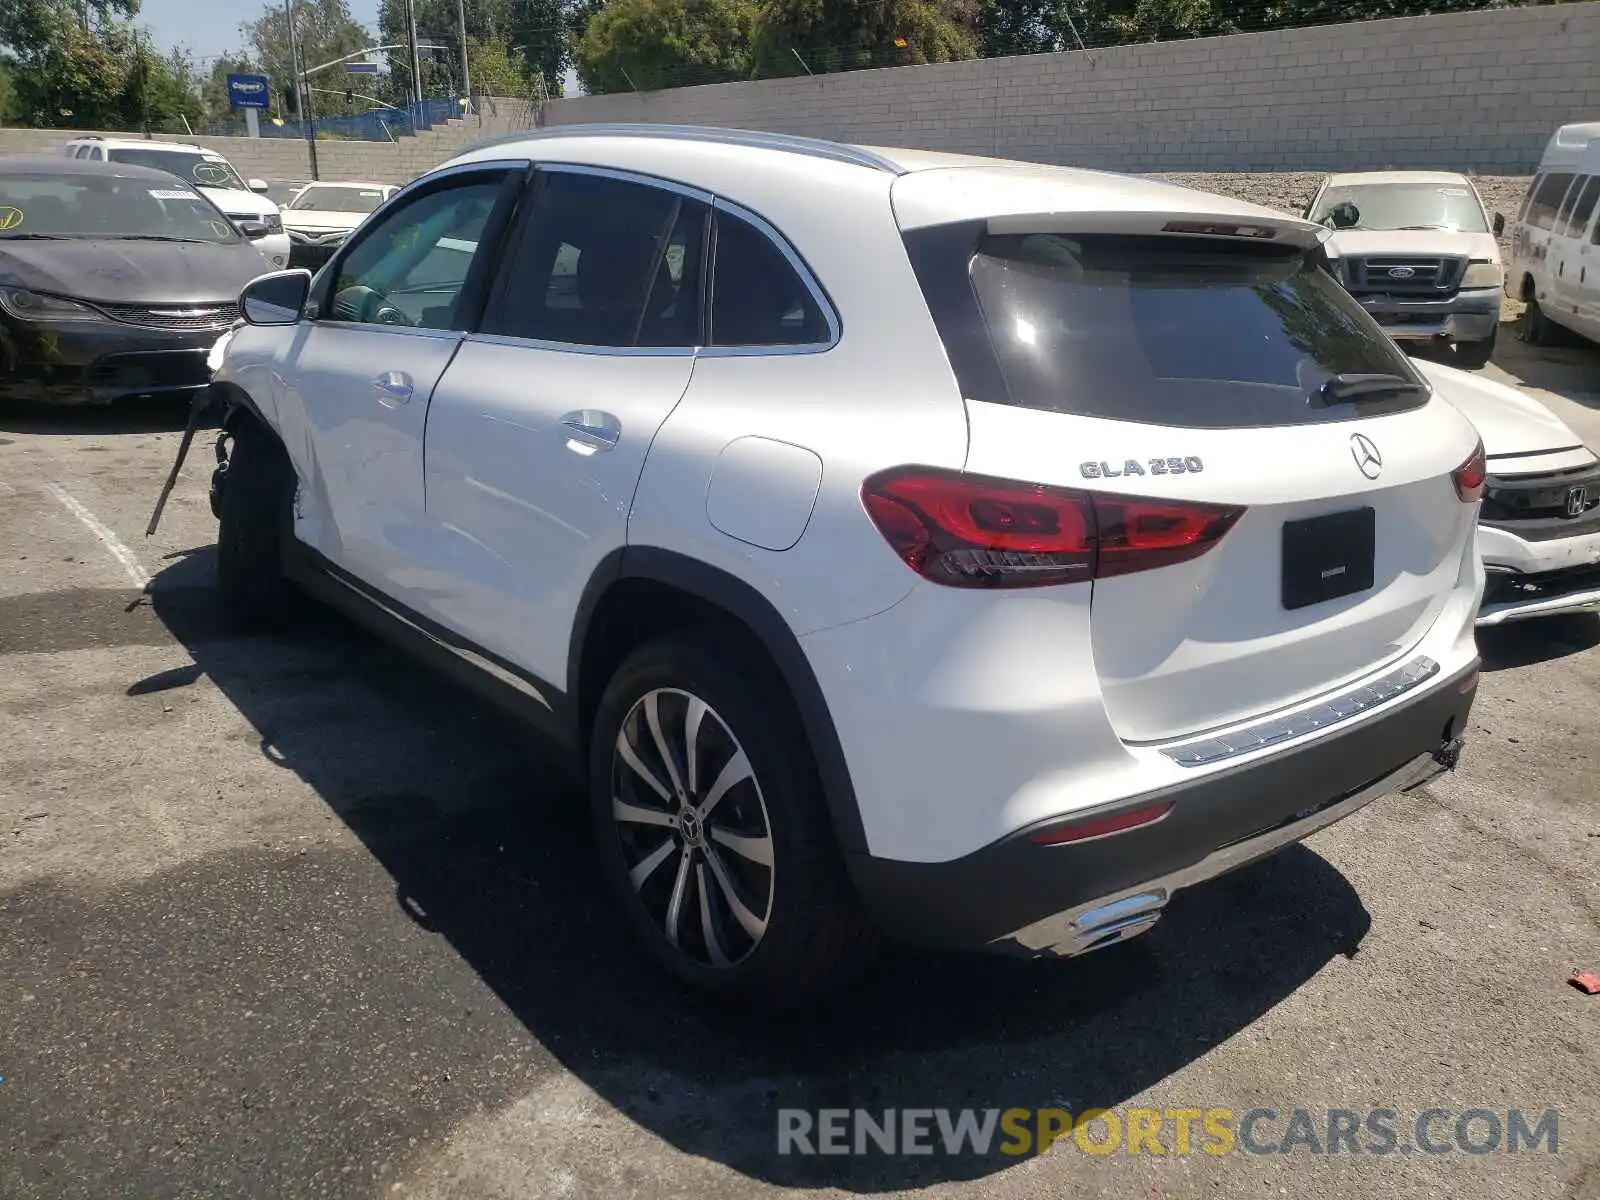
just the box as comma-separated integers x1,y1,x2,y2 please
1306,171,1506,369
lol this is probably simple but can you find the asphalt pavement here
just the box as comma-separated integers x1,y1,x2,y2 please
0,337,1597,1200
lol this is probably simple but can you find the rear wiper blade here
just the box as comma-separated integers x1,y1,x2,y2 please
1318,373,1431,404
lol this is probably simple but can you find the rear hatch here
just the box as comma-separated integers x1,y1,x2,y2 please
897,192,1480,743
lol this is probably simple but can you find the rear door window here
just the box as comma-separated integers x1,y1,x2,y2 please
1554,175,1587,235
483,170,707,349
1562,176,1600,237
708,209,832,347
959,232,1423,428
1528,173,1576,230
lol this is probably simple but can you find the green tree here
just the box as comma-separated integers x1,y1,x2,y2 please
750,0,978,78
979,0,1075,56
378,0,570,99
128,43,202,129
0,0,142,127
466,35,531,93
576,0,754,93
243,0,369,117
1081,0,1231,44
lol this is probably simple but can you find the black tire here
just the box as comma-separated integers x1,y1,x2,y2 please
1453,329,1496,370
588,632,877,1007
1519,295,1560,346
215,416,298,628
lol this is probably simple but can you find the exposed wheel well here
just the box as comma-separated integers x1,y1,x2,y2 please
576,579,787,762
1519,273,1537,302
571,564,868,854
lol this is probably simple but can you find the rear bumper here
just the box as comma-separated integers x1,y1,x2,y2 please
0,317,221,407
846,659,1478,954
1353,287,1500,344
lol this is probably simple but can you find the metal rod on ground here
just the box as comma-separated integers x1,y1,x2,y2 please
790,48,814,76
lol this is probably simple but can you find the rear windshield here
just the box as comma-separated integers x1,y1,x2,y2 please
960,232,1422,428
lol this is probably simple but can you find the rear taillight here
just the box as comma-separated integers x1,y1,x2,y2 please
1452,439,1487,503
862,467,1244,588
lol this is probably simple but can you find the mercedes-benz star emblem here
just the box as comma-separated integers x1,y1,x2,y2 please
1351,433,1383,480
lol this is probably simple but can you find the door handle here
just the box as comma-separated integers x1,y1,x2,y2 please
373,371,413,407
559,410,621,453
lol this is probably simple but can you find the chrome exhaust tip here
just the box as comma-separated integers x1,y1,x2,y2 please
1062,889,1168,956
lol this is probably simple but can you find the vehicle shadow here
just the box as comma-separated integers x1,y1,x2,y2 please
1478,612,1600,671
0,395,205,436
1487,327,1600,411
145,550,1373,1189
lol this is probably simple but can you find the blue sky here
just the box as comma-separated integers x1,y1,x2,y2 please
140,0,383,64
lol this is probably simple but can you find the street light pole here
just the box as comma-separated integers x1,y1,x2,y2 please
284,0,320,180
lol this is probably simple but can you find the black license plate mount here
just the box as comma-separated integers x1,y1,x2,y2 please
1282,507,1376,611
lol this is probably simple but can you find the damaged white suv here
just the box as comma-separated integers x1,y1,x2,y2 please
195,127,1486,1003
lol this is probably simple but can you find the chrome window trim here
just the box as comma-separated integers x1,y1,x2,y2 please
466,332,695,358
1158,655,1441,768
532,160,715,206
702,197,840,357
307,160,522,337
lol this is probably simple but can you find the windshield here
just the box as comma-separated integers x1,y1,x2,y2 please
106,148,247,192
957,232,1423,429
289,185,388,214
1309,182,1488,232
0,174,242,243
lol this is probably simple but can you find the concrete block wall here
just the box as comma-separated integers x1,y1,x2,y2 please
0,96,537,185
545,3,1600,173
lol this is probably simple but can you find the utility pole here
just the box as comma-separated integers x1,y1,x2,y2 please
136,28,150,135
405,0,423,112
455,0,471,111
284,0,320,180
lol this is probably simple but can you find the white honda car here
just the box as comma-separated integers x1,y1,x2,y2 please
1416,360,1600,623
195,127,1486,1004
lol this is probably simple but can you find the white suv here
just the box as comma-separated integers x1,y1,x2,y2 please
61,137,289,268
201,126,1485,1003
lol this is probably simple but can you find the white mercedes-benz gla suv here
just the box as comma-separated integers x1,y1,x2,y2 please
201,125,1486,1004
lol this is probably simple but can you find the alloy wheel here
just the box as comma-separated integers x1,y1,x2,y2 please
609,687,776,968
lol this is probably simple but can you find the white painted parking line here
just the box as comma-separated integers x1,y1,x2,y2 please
45,481,152,589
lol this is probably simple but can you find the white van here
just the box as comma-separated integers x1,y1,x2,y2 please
1506,122,1600,346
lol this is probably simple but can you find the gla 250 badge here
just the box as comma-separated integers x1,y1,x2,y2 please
1080,457,1204,480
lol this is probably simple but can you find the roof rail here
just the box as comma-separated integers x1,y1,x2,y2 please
455,124,905,175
